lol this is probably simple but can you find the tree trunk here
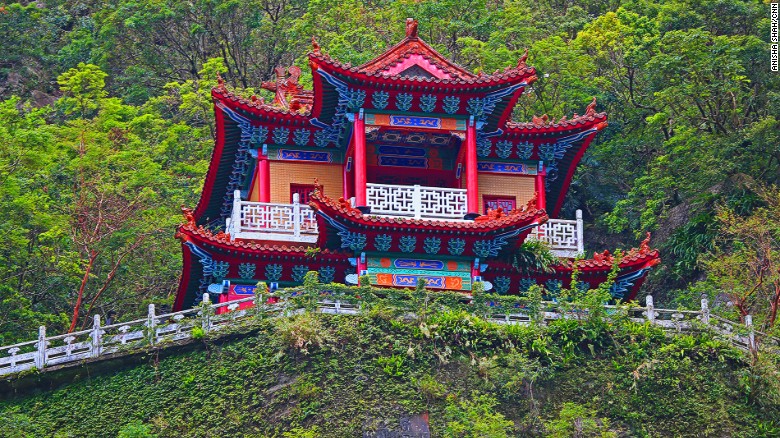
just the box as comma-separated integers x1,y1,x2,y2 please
69,250,98,332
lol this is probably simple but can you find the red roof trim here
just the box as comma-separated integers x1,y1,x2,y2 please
505,113,608,135
551,129,600,217
488,242,660,274
311,52,536,88
380,53,454,79
212,87,313,120
358,36,475,80
173,242,194,311
309,190,548,232
177,222,348,257
193,104,227,222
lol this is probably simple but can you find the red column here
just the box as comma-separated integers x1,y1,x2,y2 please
465,117,479,218
535,162,546,210
342,161,350,200
353,112,367,210
357,253,367,276
258,156,271,203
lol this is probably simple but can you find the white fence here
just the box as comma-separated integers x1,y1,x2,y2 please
226,190,318,243
531,209,584,258
1,294,776,379
366,183,468,220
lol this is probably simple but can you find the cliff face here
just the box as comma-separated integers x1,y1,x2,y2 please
1,311,777,437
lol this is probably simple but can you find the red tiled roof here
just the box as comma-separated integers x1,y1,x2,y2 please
505,98,608,133
176,218,345,256
308,190,548,232
357,34,476,80
561,234,660,272
310,51,536,88
213,85,313,119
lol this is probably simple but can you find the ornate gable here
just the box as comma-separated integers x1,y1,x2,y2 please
357,18,476,80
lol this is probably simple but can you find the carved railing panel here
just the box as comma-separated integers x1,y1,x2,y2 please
227,190,318,242
0,340,38,375
366,183,467,220
530,210,584,258
241,203,297,233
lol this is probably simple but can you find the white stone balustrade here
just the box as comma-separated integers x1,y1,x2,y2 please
531,209,585,258
226,190,318,243
1,294,776,379
366,183,468,220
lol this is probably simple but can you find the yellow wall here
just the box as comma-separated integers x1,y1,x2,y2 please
265,161,533,211
269,161,344,203
477,173,536,213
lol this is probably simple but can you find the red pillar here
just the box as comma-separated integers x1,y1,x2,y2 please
353,112,367,210
258,157,271,203
535,162,546,210
465,117,479,218
341,157,354,201
342,161,350,200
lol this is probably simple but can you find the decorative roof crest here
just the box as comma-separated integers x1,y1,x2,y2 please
585,97,597,116
181,205,196,226
405,18,418,38
532,114,549,124
517,48,529,69
311,36,321,54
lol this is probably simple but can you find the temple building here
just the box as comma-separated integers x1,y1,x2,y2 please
173,19,660,310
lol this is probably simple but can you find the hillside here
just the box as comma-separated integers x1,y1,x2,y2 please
2,0,779,343
1,0,779,435
2,303,779,437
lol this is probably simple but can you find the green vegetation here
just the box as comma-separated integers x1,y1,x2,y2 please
1,295,779,436
1,0,777,341
0,1,778,434
1,0,778,339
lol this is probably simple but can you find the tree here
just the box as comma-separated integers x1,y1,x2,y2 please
702,182,780,333
57,63,108,117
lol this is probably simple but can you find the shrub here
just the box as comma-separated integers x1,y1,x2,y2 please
274,313,334,354
443,392,514,437
376,354,405,377
545,403,617,437
117,421,157,438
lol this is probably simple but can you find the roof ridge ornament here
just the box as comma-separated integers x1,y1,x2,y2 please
311,36,321,54
405,18,418,38
585,96,597,116
181,205,196,226
517,48,529,69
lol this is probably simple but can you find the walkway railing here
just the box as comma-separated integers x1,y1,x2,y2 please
530,210,584,258
1,294,776,378
366,183,467,220
226,190,318,243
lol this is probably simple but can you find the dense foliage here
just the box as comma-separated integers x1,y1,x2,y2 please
0,0,778,340
1,296,779,437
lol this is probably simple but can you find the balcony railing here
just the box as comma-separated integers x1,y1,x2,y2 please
531,210,584,258
366,183,467,220
226,190,318,243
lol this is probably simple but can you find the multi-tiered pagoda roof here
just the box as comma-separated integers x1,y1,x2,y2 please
174,19,658,311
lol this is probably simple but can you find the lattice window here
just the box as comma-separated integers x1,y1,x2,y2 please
483,195,516,214
290,184,319,204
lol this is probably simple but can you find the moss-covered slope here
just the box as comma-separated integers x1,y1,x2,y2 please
1,310,778,437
